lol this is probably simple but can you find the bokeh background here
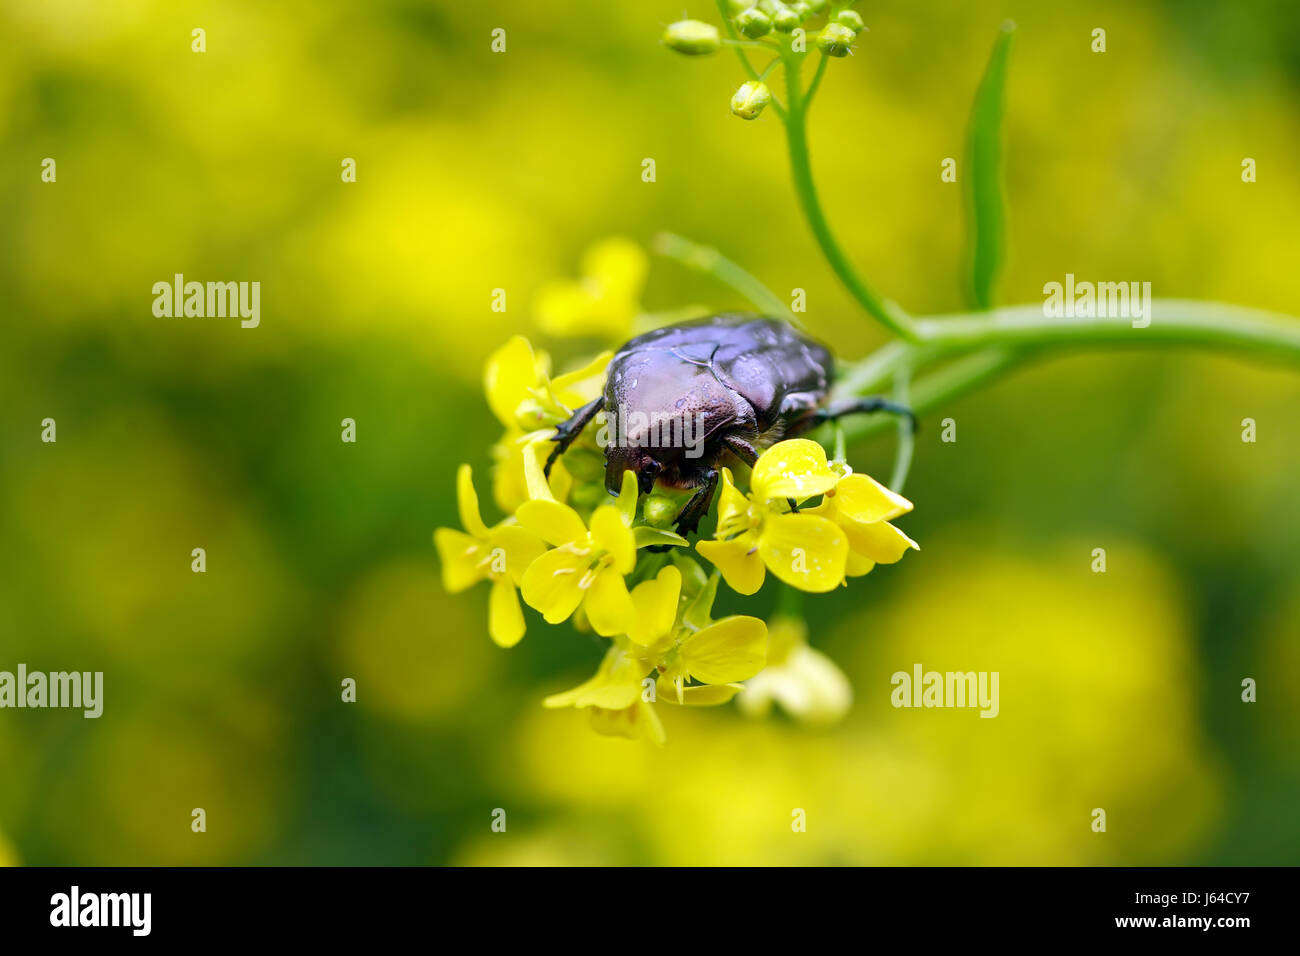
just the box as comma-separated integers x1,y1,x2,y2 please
1,0,1297,865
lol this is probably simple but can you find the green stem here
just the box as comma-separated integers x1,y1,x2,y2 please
915,299,1300,361
888,367,915,493
653,231,797,322
715,0,787,119
781,49,919,342
836,297,1300,444
804,51,829,107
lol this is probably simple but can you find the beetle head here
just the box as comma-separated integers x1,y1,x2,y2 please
604,445,665,498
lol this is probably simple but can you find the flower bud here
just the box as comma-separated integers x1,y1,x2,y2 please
725,0,755,13
817,22,856,57
642,494,679,529
806,0,829,12
735,8,773,39
730,80,772,120
773,7,801,32
789,1,812,20
835,9,865,33
663,19,721,56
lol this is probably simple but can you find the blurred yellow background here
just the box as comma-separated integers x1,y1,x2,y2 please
0,0,1296,864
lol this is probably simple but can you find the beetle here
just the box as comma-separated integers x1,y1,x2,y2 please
544,313,913,536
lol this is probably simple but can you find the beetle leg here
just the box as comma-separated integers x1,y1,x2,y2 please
672,467,719,538
544,396,605,478
812,396,918,434
721,434,759,466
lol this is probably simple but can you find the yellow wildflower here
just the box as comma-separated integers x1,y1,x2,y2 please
736,616,852,725
518,501,637,635
516,461,645,635
808,471,919,575
696,438,849,594
542,645,666,745
639,564,767,705
434,465,547,647
491,427,573,516
483,336,609,512
542,562,765,743
484,335,611,433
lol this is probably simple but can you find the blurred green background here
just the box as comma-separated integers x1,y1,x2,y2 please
0,0,1297,865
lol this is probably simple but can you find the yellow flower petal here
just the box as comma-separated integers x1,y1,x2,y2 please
845,551,877,577
758,513,848,592
584,566,636,637
670,683,745,706
543,649,644,710
627,565,682,646
520,547,587,624
550,351,613,410
614,468,638,525
589,505,635,574
696,535,766,595
831,472,913,523
520,438,559,503
493,428,564,513
750,438,839,502
713,468,750,530
488,524,547,585
656,670,687,705
488,577,526,648
456,464,490,538
842,517,919,565
516,498,588,546
679,615,768,684
484,336,542,427
588,699,665,745
434,528,485,593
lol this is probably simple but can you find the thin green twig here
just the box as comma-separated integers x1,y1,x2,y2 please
914,300,1300,362
804,52,829,107
653,231,798,323
888,366,915,493
780,47,919,342
714,0,787,120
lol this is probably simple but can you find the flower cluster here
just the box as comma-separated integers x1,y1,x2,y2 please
436,331,917,743
662,2,869,121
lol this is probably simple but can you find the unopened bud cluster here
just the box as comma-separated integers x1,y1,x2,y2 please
662,3,867,118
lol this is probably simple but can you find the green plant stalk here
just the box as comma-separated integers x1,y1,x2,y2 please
834,297,1300,444
665,19,1300,450
653,231,797,322
887,366,915,493
780,47,919,342
915,300,1300,359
